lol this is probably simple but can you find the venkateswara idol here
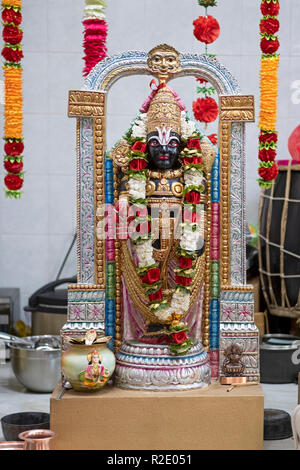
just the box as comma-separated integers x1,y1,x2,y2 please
61,44,260,391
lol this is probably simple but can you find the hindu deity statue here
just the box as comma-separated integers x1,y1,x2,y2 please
64,43,260,391
109,45,216,388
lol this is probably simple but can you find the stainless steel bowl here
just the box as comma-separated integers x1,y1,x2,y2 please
9,335,61,393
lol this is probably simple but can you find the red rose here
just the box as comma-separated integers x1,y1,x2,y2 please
129,158,147,171
2,46,23,62
2,8,22,26
4,141,24,156
261,1,280,17
171,331,187,344
183,155,203,166
185,190,201,204
149,289,163,302
193,15,220,44
259,132,278,144
131,141,147,153
4,173,23,190
258,163,278,181
175,275,192,286
260,18,279,35
140,267,161,285
3,25,23,45
179,257,193,269
187,138,201,150
260,37,280,54
193,97,218,123
208,134,218,146
4,160,23,173
259,148,276,162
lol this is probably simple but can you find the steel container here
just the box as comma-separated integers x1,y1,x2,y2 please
9,335,61,393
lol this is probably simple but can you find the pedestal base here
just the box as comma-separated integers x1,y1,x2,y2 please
50,382,264,450
114,341,210,391
220,376,248,385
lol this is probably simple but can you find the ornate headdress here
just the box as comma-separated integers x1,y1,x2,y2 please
146,85,181,136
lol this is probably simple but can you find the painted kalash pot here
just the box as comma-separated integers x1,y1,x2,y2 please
61,44,260,391
61,331,116,392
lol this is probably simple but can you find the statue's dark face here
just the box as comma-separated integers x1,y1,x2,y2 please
147,130,181,170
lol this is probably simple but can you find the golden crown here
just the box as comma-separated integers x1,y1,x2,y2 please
147,86,181,136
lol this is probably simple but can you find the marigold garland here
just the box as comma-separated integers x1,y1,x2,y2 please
258,0,280,189
82,0,108,77
3,0,21,7
2,0,24,198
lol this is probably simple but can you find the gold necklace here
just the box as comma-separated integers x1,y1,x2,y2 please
146,168,183,179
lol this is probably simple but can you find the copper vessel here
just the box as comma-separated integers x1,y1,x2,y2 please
18,429,55,450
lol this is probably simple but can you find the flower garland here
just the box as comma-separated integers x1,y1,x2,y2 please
258,0,280,188
192,0,219,142
2,0,24,198
117,108,206,355
82,0,108,77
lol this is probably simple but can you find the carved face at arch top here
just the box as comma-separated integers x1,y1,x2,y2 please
147,129,181,170
147,44,181,81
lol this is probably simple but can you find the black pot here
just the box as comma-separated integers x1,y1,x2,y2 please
264,409,293,440
1,412,50,441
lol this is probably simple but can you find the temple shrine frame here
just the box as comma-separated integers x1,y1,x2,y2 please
64,49,259,383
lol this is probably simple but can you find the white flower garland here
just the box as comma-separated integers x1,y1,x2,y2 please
131,113,148,139
181,111,196,140
184,169,204,187
128,178,146,200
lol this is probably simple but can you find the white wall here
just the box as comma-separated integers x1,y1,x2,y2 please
0,0,298,323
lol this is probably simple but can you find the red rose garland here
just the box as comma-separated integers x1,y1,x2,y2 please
4,173,23,190
260,36,280,54
260,17,279,35
2,0,24,198
82,1,108,77
193,97,218,123
2,6,21,23
192,1,219,132
3,24,22,44
4,159,23,173
193,15,220,44
258,0,280,188
261,0,280,16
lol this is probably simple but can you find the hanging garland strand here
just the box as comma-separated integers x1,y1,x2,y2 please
192,0,219,145
82,0,108,77
258,0,280,188
2,0,24,198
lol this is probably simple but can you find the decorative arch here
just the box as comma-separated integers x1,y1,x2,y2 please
64,47,259,383
83,51,240,95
